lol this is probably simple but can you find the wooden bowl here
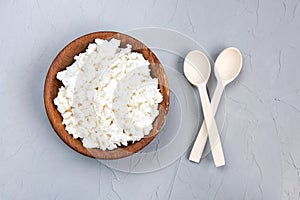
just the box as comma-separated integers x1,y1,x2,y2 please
44,31,170,159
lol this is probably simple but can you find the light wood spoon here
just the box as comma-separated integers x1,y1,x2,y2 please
184,50,225,167
189,47,243,163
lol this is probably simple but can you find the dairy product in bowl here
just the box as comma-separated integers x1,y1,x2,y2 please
54,38,163,150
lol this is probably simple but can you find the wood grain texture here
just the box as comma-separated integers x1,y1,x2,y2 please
44,31,170,159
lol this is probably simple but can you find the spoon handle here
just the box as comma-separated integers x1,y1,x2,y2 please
192,84,225,167
189,82,224,163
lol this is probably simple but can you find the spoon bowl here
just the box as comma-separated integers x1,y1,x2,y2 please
214,47,243,85
183,50,211,86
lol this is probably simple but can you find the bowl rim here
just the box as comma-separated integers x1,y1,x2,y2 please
43,31,170,159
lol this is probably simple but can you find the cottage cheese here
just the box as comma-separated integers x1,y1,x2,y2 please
54,38,163,150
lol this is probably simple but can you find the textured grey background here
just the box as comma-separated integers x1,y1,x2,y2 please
0,0,300,199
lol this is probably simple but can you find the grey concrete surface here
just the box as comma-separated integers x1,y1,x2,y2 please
0,0,300,199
